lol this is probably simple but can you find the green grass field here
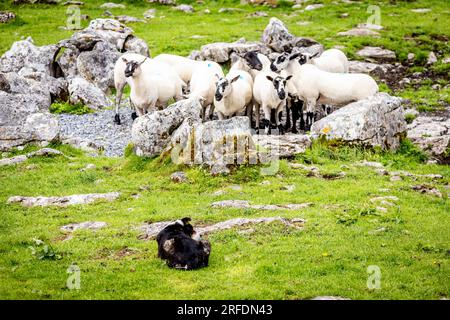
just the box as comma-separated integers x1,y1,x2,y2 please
0,0,449,299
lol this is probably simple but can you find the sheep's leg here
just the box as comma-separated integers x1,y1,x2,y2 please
284,99,291,131
304,99,316,131
217,111,225,120
254,103,261,134
208,104,215,120
245,104,253,128
262,104,272,135
129,98,138,121
114,83,126,125
136,107,145,117
293,98,304,133
275,102,285,135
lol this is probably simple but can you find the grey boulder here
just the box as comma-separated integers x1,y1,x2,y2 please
68,77,112,110
311,93,407,150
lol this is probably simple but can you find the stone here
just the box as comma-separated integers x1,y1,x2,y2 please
171,171,189,183
139,216,305,240
68,77,112,110
407,116,450,161
219,8,245,13
312,296,350,300
355,160,384,168
0,155,28,167
174,5,194,13
24,113,59,142
210,200,312,211
0,11,16,24
132,99,203,158
281,185,296,192
143,9,156,19
311,93,407,151
357,46,396,60
411,185,442,198
261,17,320,53
357,23,383,30
338,28,380,37
427,51,437,64
60,221,107,232
252,134,311,158
196,38,270,63
63,1,84,5
348,61,392,74
407,53,415,61
116,15,146,24
247,11,268,18
305,4,324,10
8,192,120,207
411,8,431,13
100,3,126,9
147,0,175,4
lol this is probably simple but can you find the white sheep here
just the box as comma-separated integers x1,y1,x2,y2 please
300,48,348,73
121,56,185,117
252,71,292,134
189,62,225,121
153,53,223,84
279,61,379,130
213,66,253,120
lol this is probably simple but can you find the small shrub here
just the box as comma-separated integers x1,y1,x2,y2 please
405,113,417,124
29,238,62,260
50,102,92,115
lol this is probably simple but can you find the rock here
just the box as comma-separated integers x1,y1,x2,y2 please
0,73,10,92
0,11,16,24
143,9,156,19
116,15,146,24
0,155,28,166
338,28,380,37
407,53,415,61
357,23,383,30
12,0,58,4
411,8,431,13
139,216,305,240
132,99,203,158
28,148,63,158
247,11,268,18
411,185,442,198
196,38,269,63
24,113,59,142
355,160,384,168
204,9,211,14
62,1,84,5
17,69,69,101
8,192,120,207
305,4,324,10
390,175,402,182
100,3,126,9
60,221,107,232
210,164,230,176
292,4,302,10
431,84,441,90
174,5,194,13
68,77,112,110
312,296,350,300
348,61,392,74
443,57,450,64
261,17,320,53
211,200,312,211
281,185,296,192
311,93,407,151
357,46,396,60
164,115,257,171
407,116,450,161
147,0,175,4
171,171,188,183
427,52,437,64
252,134,311,158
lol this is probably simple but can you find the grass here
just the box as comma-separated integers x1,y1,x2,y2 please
0,140,449,299
0,0,449,111
49,101,93,115
0,0,449,300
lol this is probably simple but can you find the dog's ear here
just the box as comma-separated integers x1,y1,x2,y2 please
181,217,191,225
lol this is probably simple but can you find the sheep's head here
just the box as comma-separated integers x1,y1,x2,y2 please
270,52,302,72
242,51,263,71
266,74,293,100
215,74,240,101
122,57,146,77
298,51,320,65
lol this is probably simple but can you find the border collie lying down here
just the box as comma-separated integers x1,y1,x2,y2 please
156,217,211,270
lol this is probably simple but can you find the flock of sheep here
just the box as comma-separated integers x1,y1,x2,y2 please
113,47,379,134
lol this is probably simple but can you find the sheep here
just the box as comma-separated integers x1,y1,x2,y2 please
121,56,185,117
213,68,253,121
153,53,223,85
235,51,272,77
274,58,379,130
113,52,148,124
189,62,225,121
299,48,349,73
252,71,292,135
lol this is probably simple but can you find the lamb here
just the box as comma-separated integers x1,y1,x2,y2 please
274,58,379,130
252,71,292,135
121,56,185,117
153,53,223,85
189,62,225,121
213,67,253,120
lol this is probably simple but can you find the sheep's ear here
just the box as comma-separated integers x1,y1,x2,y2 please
230,75,240,83
289,52,301,60
311,51,320,58
121,57,128,63
181,217,191,225
266,75,274,82
138,57,147,66
215,74,221,80
286,75,293,81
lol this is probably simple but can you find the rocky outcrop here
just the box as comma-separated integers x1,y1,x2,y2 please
0,11,16,24
261,17,321,53
7,192,120,207
0,148,64,166
211,200,312,211
132,99,203,157
407,116,450,161
252,134,311,158
68,77,112,110
311,93,407,150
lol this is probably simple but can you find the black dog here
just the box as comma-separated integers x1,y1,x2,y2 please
156,217,211,270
